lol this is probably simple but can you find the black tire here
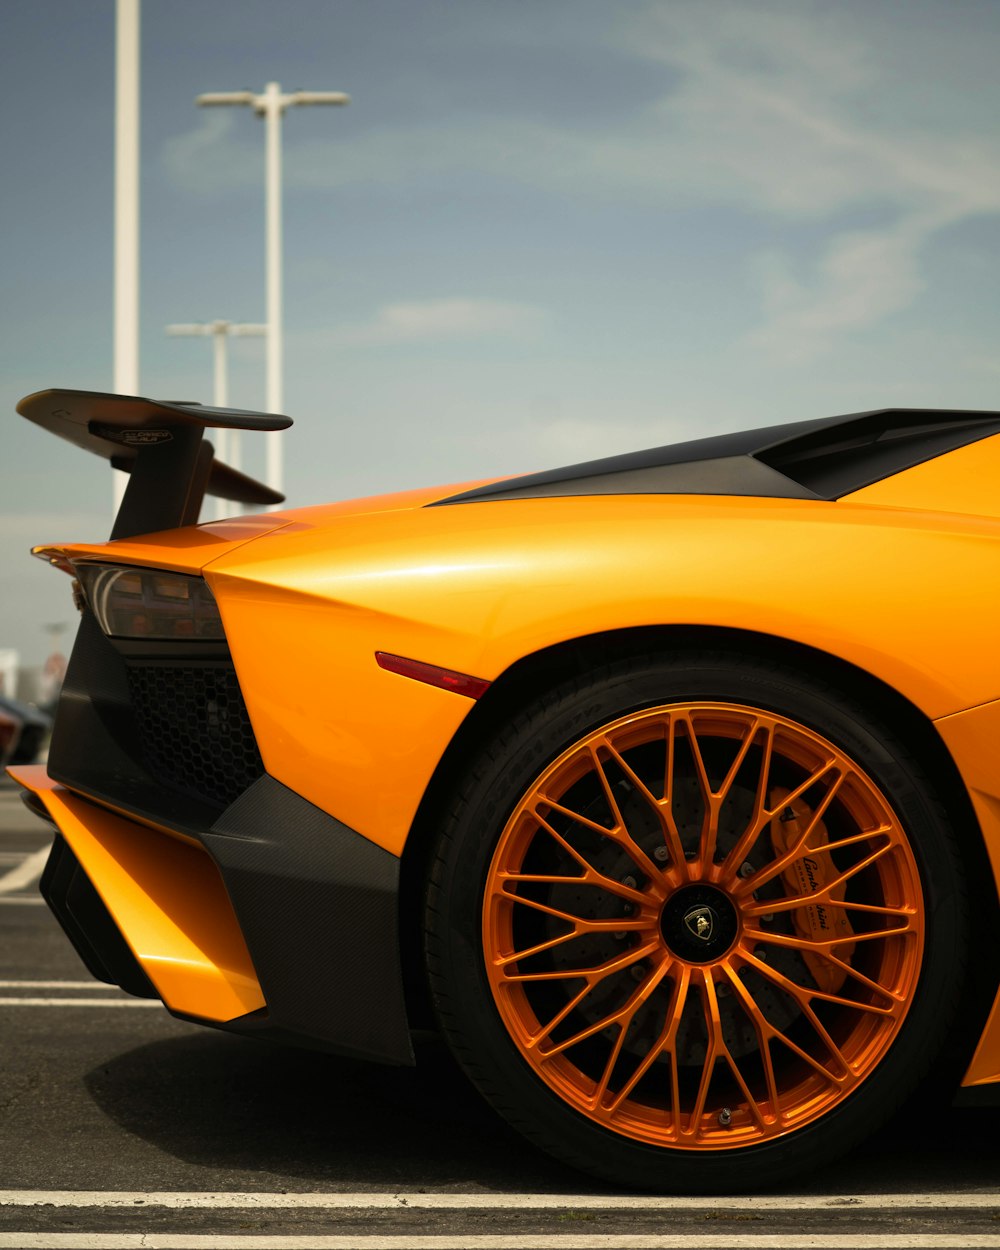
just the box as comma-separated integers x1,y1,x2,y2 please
424,651,968,1192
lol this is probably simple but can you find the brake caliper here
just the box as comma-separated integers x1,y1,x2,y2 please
768,788,855,993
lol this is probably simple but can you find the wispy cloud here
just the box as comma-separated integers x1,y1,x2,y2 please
162,110,247,190
621,2,1000,358
328,298,548,347
746,215,940,363
620,3,1000,216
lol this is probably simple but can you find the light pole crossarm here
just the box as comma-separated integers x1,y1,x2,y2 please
196,91,256,107
288,91,350,107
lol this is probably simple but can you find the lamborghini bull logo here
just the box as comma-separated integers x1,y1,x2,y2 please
683,905,715,943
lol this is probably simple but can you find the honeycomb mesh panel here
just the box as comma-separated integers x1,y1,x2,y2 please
126,662,264,809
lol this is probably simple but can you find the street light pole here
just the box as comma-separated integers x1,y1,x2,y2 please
196,83,349,498
113,0,141,513
166,320,267,516
264,82,283,497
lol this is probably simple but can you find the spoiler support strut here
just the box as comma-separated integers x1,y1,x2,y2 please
111,425,210,540
17,388,293,540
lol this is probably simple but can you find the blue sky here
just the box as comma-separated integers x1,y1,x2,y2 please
3,0,1000,665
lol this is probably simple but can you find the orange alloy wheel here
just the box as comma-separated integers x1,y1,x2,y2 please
481,703,925,1151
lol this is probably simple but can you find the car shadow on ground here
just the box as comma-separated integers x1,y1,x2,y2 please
84,1029,1000,1193
84,1030,589,1190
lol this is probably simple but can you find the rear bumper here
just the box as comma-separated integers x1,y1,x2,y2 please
14,593,415,1066
10,764,414,1065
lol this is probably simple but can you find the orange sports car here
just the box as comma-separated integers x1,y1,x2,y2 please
11,388,1000,1191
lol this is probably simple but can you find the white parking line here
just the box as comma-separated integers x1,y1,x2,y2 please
0,981,122,989
0,896,45,905
0,1235,998,1249
0,1191,996,1210
0,845,50,894
0,998,161,1008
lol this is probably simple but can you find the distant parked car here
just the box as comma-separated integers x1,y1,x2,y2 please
0,705,21,768
0,696,51,765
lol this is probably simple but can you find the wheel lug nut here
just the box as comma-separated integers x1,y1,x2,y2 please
739,861,754,878
654,846,669,863
718,1106,733,1127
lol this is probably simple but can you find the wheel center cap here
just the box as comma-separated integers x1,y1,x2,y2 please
661,885,739,963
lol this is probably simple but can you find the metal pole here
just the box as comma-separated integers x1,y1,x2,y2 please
211,323,229,517
113,0,140,512
263,82,283,497
212,322,229,467
212,322,229,409
229,322,266,477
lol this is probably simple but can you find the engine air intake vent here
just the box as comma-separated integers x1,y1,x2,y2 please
126,661,264,810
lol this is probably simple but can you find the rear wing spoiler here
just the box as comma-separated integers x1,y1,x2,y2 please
17,388,292,540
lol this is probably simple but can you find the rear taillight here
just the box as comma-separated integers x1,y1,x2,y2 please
72,564,224,641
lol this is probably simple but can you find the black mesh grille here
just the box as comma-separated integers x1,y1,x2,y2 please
126,662,264,809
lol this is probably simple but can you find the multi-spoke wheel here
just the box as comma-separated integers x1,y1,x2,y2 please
425,653,967,1191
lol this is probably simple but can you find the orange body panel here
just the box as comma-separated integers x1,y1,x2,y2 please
9,765,264,1022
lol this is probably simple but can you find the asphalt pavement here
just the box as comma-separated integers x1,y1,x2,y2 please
2,777,999,1249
